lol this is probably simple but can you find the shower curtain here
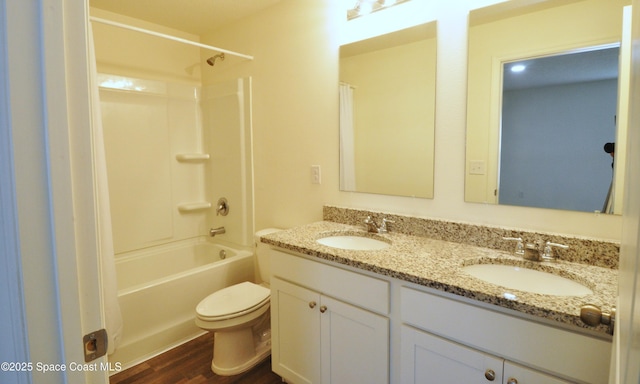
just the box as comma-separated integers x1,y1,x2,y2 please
88,23,123,355
339,83,356,191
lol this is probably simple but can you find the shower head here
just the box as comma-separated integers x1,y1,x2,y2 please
206,53,225,66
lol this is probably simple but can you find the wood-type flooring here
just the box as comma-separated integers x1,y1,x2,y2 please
109,333,282,384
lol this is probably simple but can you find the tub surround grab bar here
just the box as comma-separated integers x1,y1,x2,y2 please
177,202,211,212
89,16,254,61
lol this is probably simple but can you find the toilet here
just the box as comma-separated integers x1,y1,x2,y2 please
195,228,280,376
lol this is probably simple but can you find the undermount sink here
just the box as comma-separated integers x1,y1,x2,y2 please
316,234,390,251
462,264,592,297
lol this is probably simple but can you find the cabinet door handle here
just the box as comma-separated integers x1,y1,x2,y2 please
320,305,327,313
506,378,518,384
484,369,496,381
309,301,316,309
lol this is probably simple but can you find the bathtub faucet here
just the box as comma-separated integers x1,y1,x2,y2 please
209,226,226,237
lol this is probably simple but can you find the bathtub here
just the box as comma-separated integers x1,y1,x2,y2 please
108,239,255,369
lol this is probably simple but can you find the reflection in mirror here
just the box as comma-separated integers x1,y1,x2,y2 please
465,0,629,214
499,47,619,212
339,22,436,198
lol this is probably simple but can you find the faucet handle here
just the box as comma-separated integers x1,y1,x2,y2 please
216,197,229,216
380,218,395,233
364,216,378,232
542,241,569,260
502,237,524,255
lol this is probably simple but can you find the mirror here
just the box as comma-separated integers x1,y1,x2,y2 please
500,47,619,212
339,22,437,198
465,0,629,214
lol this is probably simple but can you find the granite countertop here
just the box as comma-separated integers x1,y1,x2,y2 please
261,221,618,336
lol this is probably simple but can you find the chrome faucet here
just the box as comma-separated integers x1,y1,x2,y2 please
523,240,568,261
364,216,394,234
209,226,226,237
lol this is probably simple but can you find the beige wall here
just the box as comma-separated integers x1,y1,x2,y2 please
200,0,622,240
201,0,342,229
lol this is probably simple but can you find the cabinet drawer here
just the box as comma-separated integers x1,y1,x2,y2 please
271,249,389,314
401,286,611,384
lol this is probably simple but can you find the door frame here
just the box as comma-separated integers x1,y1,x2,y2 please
2,1,107,383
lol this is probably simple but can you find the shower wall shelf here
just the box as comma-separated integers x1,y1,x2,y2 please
177,202,212,213
175,153,210,162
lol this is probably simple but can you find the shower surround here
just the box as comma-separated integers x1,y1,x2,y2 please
98,73,255,368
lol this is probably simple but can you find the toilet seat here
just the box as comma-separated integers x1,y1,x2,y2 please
196,282,270,322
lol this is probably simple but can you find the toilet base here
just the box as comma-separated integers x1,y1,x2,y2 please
212,340,271,376
209,313,271,376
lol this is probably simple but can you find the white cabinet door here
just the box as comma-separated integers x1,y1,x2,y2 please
321,295,389,384
271,277,321,384
401,325,504,384
271,276,390,384
503,362,572,384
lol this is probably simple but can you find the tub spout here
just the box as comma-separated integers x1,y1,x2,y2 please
209,226,226,237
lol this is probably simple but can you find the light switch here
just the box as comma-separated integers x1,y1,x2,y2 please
469,160,486,175
311,165,321,184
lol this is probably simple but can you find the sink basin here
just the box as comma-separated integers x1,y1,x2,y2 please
462,264,592,297
316,235,390,251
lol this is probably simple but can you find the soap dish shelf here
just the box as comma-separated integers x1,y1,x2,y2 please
177,202,211,213
175,153,210,162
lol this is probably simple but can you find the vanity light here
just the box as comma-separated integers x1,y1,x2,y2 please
346,0,409,20
510,64,526,73
359,0,374,15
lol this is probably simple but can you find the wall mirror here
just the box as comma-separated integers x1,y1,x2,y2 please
465,0,630,214
339,22,437,198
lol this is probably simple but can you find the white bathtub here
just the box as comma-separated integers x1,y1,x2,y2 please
109,239,255,369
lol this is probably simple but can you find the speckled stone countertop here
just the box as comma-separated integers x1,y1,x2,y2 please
261,221,617,336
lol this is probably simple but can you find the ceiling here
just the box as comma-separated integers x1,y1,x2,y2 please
503,46,620,91
89,0,284,36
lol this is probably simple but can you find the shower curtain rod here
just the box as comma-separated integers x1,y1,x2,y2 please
89,16,254,61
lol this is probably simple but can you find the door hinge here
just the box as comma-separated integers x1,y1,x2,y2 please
83,329,108,362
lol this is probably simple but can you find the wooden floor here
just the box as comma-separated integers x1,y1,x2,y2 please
109,333,283,384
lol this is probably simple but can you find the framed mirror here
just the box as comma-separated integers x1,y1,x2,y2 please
339,22,437,198
465,0,630,214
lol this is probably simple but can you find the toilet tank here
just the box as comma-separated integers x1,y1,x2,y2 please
254,228,281,285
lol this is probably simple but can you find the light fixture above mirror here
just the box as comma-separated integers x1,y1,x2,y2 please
346,0,410,20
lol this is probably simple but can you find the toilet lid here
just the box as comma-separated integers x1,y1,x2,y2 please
196,282,270,320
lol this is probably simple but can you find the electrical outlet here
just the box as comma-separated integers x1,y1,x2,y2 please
311,165,321,184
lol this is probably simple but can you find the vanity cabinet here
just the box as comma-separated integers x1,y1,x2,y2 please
268,247,611,384
270,250,390,384
401,287,611,384
401,325,571,383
